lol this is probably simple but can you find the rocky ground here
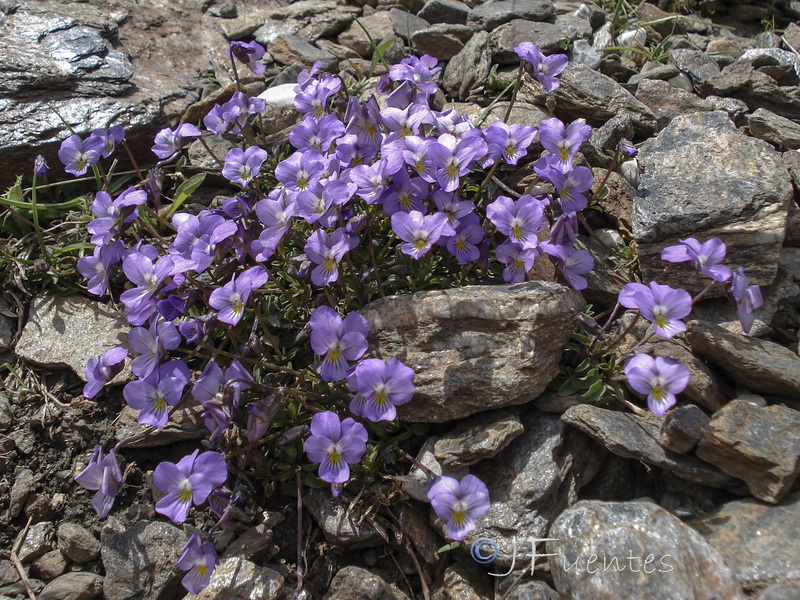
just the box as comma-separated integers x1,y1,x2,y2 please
2,0,800,598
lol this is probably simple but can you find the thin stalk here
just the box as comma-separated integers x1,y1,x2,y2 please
295,470,306,593
30,172,49,265
122,140,145,180
197,135,224,168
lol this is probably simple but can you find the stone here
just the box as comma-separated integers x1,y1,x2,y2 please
519,62,658,135
696,399,800,503
359,282,584,422
323,566,409,600
490,20,574,63
417,0,470,25
114,399,206,448
555,13,593,39
15,292,130,383
38,572,103,600
101,520,188,600
741,47,800,80
57,523,100,564
254,21,302,46
433,410,524,469
748,108,800,150
397,504,441,565
0,392,12,432
431,562,493,600
633,111,792,292
686,320,800,398
222,524,273,560
548,500,743,599
562,404,738,488
389,8,430,41
0,299,15,350
498,579,559,600
30,550,70,582
403,438,468,502
304,488,383,548
669,48,721,84
9,468,34,519
695,492,800,594
337,11,394,57
411,24,471,60
268,35,338,70
759,582,800,599
315,39,360,60
634,78,713,129
464,411,603,567
17,521,55,563
626,63,681,89
570,39,601,70
660,404,710,454
195,558,283,600
442,31,491,101
468,0,555,31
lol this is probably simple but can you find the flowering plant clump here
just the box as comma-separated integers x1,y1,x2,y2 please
12,35,757,594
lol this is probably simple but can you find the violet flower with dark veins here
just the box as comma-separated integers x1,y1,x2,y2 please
309,306,369,382
427,474,490,541
208,266,269,326
123,360,191,427
624,354,690,416
84,346,128,399
75,445,123,518
661,237,731,283
153,450,228,523
304,411,368,496
58,134,104,177
226,40,266,75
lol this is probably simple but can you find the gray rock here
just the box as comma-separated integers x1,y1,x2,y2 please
433,410,524,469
468,0,555,31
633,111,792,292
403,437,468,502
323,566,409,600
29,550,69,582
519,62,658,135
695,492,800,593
635,78,714,129
222,524,273,560
465,411,602,567
548,500,744,600
101,521,188,600
114,400,207,448
411,24,471,60
254,20,301,46
0,561,20,587
431,562,492,600
667,72,694,93
759,582,800,600
389,8,430,41
9,468,34,519
669,48,722,84
499,579,559,599
57,523,100,564
336,11,394,57
359,282,584,423
304,488,383,548
490,20,574,63
562,404,738,488
0,392,12,432
397,504,441,565
570,38,601,70
626,63,681,89
741,47,800,80
268,35,338,70
748,108,800,150
554,13,593,39
17,521,55,563
705,94,750,122
38,572,103,600
0,299,15,350
660,405,710,454
417,0,470,25
442,31,491,100
15,292,130,383
592,21,614,51
686,320,800,398
696,399,800,503
195,558,283,600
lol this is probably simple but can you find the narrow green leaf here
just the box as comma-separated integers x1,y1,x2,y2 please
165,173,206,218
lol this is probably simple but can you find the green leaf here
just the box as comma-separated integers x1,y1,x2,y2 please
437,542,460,554
165,173,206,219
582,378,606,402
49,243,95,258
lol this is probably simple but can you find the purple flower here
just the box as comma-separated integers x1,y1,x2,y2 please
120,253,176,326
123,360,191,427
304,228,357,286
222,146,268,187
388,54,441,95
427,475,490,541
245,397,280,443
542,242,594,290
227,40,266,75
431,190,475,229
350,159,393,204
514,42,569,92
304,411,368,493
619,281,692,339
547,166,594,212
192,360,253,439
727,267,764,334
538,117,592,174
486,195,546,250
624,354,690,416
275,151,324,191
381,168,427,216
495,241,539,283
154,450,228,523
58,134,104,176
34,155,48,177
128,319,181,378
616,138,638,158
88,126,125,158
87,187,147,245
77,240,124,296
391,210,455,259
290,114,344,152
75,445,123,518
209,266,268,325
297,180,355,225
350,358,415,422
403,136,437,182
170,211,238,273
661,238,731,283
446,223,483,264
309,306,369,381
344,96,383,147
177,533,218,595
152,123,202,160
428,134,486,192
84,346,128,399
550,212,579,246
484,121,537,165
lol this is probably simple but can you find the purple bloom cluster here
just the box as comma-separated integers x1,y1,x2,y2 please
58,126,125,176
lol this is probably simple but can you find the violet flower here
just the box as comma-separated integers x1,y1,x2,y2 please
304,411,368,494
388,54,441,95
619,281,693,339
226,40,266,75
77,240,124,296
495,241,539,283
128,319,182,378
727,267,764,334
87,187,148,246
123,360,191,427
246,397,281,443
427,475,490,541
275,150,324,191
486,195,546,250
84,346,128,399
547,166,594,212
484,121,537,165
624,354,690,416
58,134,104,177
152,123,202,160
170,211,238,274
192,360,253,439
391,210,455,259
304,228,357,286
514,42,569,92
154,450,228,523
428,134,486,192
350,358,415,422
87,126,125,158
309,306,369,382
120,253,176,326
34,155,48,177
538,117,592,174
661,237,731,283
290,114,344,152
177,533,218,595
295,73,342,119
75,446,123,518
541,242,594,290
446,223,483,265
381,168,427,216
222,146,268,187
209,266,268,326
